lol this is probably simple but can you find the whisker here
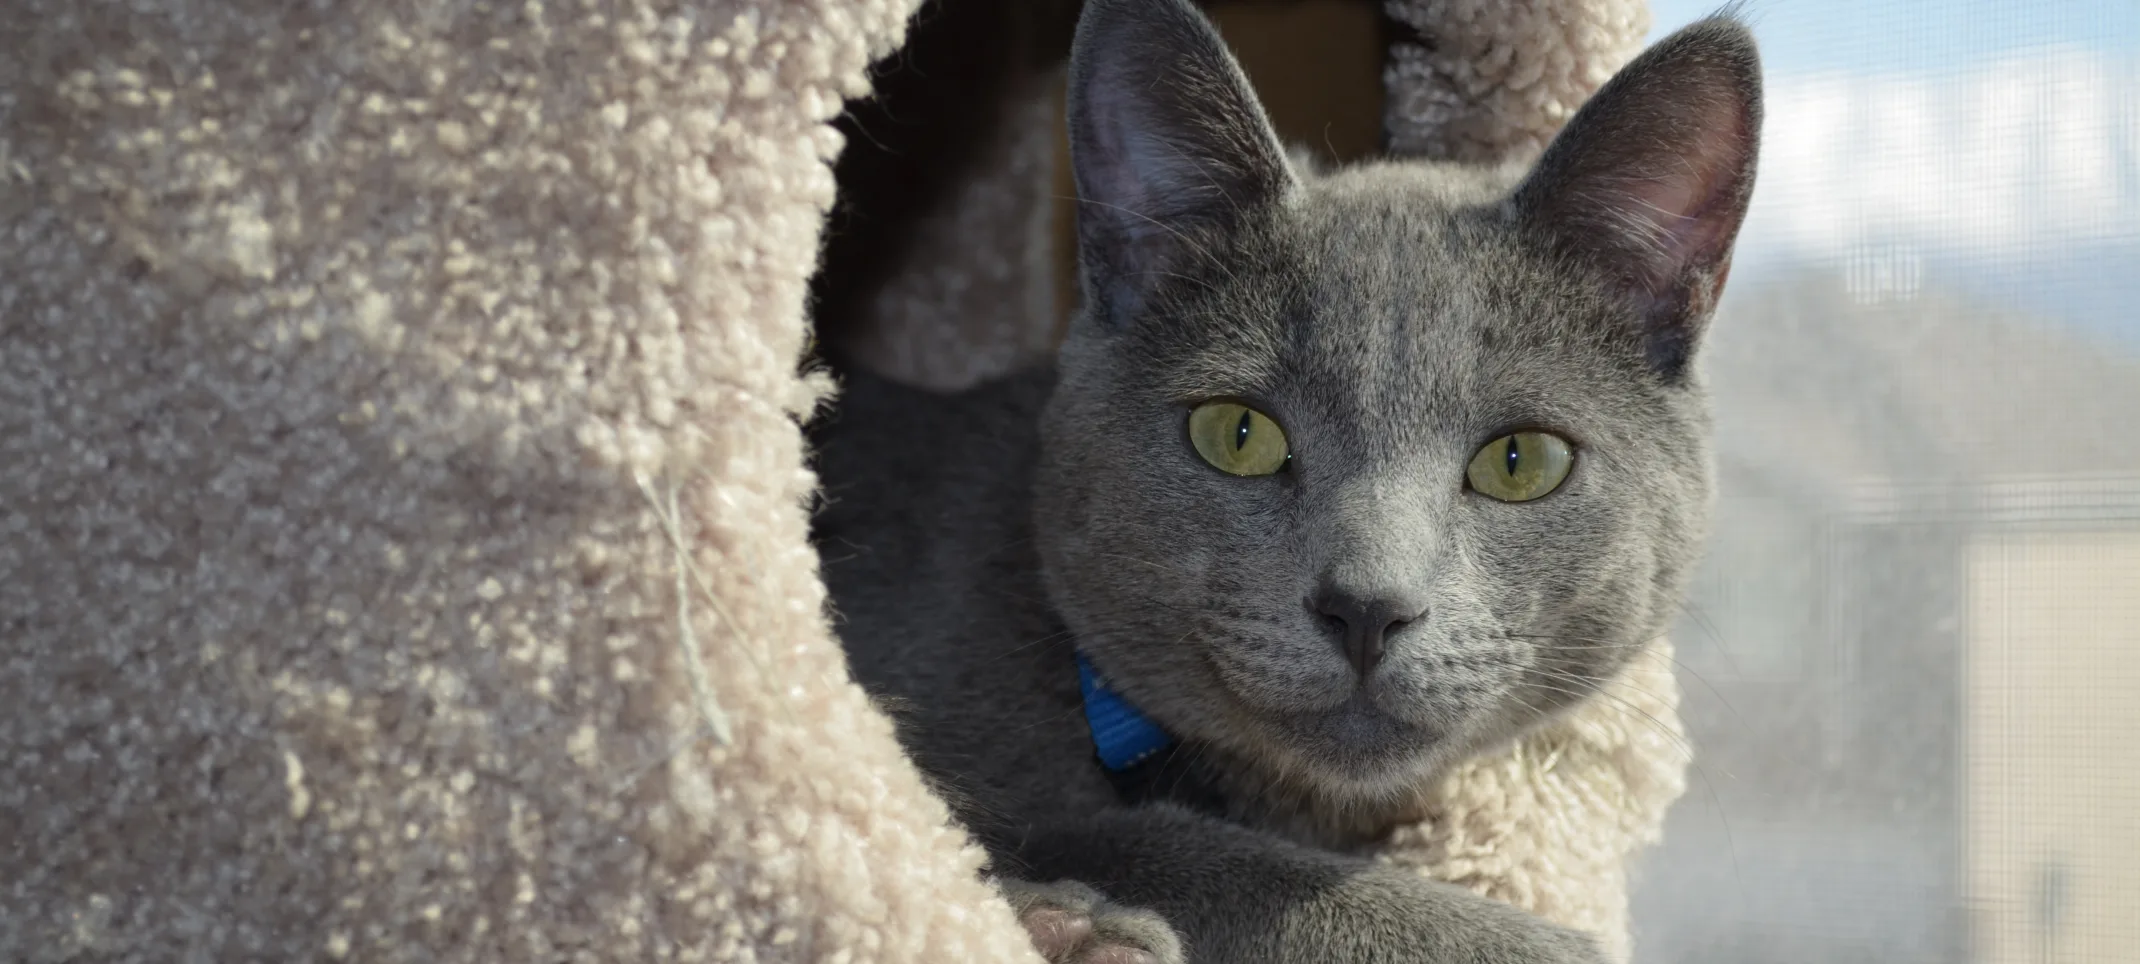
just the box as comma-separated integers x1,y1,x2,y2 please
1510,632,1749,737
1526,673,1743,891
1671,598,1743,676
1531,668,1690,737
992,627,1082,662
1524,677,1696,761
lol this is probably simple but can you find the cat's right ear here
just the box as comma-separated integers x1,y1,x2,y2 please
1067,0,1296,328
1512,16,1761,380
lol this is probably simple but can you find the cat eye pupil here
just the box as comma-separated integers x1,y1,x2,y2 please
1465,430,1574,503
1188,401,1290,477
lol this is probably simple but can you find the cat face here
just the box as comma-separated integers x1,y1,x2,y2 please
1034,0,1760,800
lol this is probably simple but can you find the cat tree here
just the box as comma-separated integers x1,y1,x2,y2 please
0,0,1676,960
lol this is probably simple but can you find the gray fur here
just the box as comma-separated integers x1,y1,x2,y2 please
813,1,1760,960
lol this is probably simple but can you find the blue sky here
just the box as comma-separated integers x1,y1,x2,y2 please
1652,0,2140,72
1646,0,2140,342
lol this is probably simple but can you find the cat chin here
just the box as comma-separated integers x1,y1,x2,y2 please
1249,698,1459,785
1254,740,1456,813
1221,690,1552,805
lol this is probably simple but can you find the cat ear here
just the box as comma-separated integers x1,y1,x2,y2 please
1512,17,1762,378
1067,0,1296,327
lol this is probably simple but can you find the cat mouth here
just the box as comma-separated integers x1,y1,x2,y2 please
1269,694,1446,772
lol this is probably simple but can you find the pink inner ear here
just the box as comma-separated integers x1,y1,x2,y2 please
1598,93,1755,289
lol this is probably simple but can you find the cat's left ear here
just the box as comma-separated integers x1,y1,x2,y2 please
1066,0,1297,328
1513,16,1762,379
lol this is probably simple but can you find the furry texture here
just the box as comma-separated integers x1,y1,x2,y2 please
1,0,1688,962
1384,0,1653,163
813,0,1079,392
0,0,1045,961
834,74,1065,389
1376,643,1686,962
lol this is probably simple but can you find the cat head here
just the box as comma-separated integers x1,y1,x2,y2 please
1033,0,1760,803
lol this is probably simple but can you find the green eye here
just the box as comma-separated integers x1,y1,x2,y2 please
1466,431,1575,502
1188,401,1289,476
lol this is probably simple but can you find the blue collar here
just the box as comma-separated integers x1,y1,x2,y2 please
1075,651,1175,771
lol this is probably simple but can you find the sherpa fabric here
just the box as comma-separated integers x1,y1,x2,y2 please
1,1,1680,962
831,66,1066,393
1384,0,1653,163
1377,644,1686,964
1,0,1043,961
813,0,1077,394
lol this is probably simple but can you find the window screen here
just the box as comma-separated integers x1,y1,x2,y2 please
1630,2,2140,961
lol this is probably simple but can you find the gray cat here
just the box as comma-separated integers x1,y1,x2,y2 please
811,0,1760,960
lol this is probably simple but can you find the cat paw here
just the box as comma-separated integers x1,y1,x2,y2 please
998,878,1185,964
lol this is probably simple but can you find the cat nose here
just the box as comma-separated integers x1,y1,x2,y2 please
1313,590,1426,678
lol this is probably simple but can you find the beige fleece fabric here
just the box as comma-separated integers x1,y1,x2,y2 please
1384,0,1653,163
1379,644,1688,964
1,0,1043,960
833,66,1068,393
1,0,1680,961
